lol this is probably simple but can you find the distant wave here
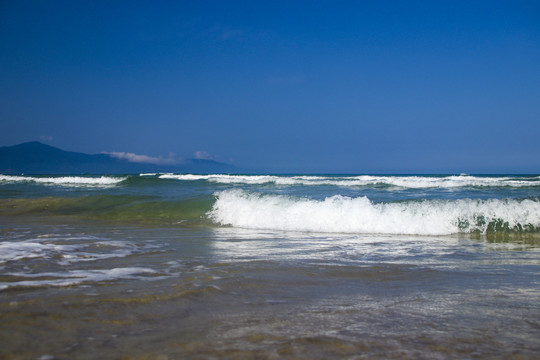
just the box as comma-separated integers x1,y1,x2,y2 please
160,174,540,189
0,175,127,186
208,190,540,235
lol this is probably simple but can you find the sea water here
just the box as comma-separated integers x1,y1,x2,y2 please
0,174,539,359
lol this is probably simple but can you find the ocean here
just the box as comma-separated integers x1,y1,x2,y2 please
1,173,539,359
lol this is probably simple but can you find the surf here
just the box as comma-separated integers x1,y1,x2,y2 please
208,189,540,235
160,173,540,189
0,174,127,186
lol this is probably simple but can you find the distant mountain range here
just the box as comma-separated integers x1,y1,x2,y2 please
0,142,241,174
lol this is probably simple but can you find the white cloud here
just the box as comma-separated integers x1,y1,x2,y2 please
40,135,53,141
194,150,212,160
105,152,182,165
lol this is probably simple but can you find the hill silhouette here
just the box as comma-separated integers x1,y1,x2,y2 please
0,142,239,174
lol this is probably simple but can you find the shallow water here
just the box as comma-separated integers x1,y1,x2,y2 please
1,174,540,358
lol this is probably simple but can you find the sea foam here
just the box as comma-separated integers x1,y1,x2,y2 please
0,175,126,186
0,235,161,290
0,237,136,265
0,268,158,291
161,174,540,188
208,190,540,235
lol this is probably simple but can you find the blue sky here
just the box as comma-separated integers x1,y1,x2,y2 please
1,0,539,173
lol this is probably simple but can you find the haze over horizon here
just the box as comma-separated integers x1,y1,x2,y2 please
1,1,539,173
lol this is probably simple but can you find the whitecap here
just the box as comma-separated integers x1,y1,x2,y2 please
159,174,540,189
0,175,126,187
208,190,540,235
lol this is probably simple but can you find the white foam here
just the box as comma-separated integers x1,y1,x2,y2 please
0,267,158,290
208,190,540,235
0,238,136,265
0,175,126,186
159,174,299,185
0,235,168,290
160,174,540,188
0,241,76,263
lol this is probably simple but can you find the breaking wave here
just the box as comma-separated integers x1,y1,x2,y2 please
0,174,126,186
161,174,540,189
208,190,540,235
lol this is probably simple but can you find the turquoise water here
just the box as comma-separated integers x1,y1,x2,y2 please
1,174,539,359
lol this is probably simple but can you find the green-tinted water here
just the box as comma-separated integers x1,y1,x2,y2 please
1,174,540,358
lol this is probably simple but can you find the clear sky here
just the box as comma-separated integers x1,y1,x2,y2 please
1,0,539,173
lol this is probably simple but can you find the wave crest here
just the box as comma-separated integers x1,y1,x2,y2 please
161,174,540,189
0,175,127,186
208,190,540,235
